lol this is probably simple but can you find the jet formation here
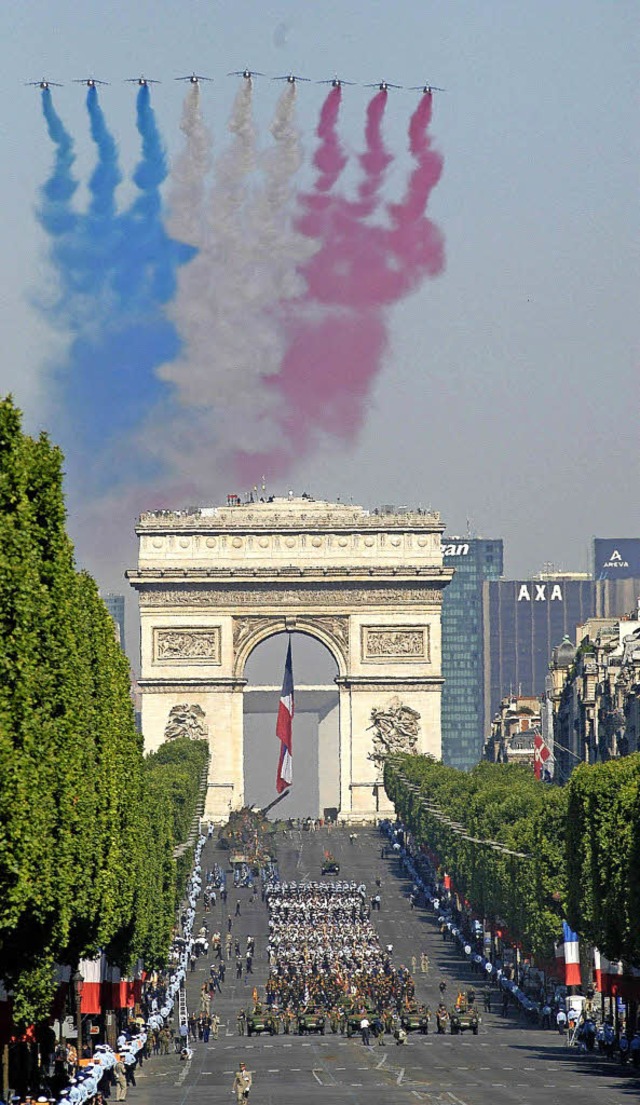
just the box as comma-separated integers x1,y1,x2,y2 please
26,71,444,94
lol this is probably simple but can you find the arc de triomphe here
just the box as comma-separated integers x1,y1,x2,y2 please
127,497,453,822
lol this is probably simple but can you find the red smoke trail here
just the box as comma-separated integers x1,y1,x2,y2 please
233,93,444,481
311,86,347,195
385,92,444,289
357,90,392,211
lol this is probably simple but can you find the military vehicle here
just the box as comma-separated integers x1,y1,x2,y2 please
345,1004,375,1038
450,1001,479,1035
321,850,340,874
297,1009,326,1035
246,1008,278,1036
400,1004,430,1034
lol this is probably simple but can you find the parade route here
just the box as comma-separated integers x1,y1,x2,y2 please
133,826,639,1105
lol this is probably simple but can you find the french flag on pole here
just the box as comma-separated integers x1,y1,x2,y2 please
276,638,294,793
562,921,581,989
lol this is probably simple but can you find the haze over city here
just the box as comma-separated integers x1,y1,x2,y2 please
1,6,640,1093
1,0,637,607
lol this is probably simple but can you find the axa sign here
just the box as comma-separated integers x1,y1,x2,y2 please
517,583,563,602
594,538,640,580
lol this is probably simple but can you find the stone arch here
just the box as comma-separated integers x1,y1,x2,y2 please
128,496,452,822
232,614,348,680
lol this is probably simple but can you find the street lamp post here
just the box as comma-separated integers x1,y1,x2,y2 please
71,969,84,1057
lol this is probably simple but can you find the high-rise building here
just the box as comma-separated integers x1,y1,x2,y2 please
483,577,595,732
593,537,640,619
441,538,504,769
593,538,640,580
102,592,125,653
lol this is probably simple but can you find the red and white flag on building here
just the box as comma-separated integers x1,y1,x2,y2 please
276,638,294,793
594,949,640,1000
533,733,551,780
78,955,103,1015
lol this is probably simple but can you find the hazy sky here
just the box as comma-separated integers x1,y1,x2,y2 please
1,0,638,596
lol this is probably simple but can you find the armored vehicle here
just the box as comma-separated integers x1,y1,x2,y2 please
246,1008,278,1036
400,1005,430,1034
321,852,340,874
345,1003,375,1038
297,1009,326,1035
450,1002,479,1035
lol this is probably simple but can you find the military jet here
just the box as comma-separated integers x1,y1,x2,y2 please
228,69,265,80
272,73,311,83
317,76,355,88
410,83,445,94
175,73,212,84
26,79,62,89
73,78,109,87
125,76,160,86
364,80,402,91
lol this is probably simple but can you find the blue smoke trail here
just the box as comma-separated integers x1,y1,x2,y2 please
87,85,120,220
36,85,195,492
39,88,78,239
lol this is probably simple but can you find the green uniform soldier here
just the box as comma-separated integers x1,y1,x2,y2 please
236,1010,246,1036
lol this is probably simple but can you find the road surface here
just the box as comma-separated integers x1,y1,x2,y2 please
134,825,639,1104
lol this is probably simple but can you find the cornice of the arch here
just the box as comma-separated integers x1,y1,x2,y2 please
232,614,348,679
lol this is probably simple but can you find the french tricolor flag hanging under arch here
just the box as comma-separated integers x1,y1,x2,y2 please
276,638,294,794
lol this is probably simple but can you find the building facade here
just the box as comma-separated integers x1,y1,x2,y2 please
547,615,640,781
441,538,503,770
483,695,542,769
593,537,640,620
593,538,640,580
483,577,596,733
102,592,126,653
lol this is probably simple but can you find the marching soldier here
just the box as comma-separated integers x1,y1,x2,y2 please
232,1061,253,1103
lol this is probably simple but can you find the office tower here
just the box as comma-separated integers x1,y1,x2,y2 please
102,592,125,653
593,538,640,618
483,577,595,733
441,538,504,769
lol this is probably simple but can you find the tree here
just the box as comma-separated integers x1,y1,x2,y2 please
566,754,640,966
0,398,209,1025
0,399,144,1023
384,754,568,959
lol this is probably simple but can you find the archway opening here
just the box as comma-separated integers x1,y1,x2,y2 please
243,631,339,820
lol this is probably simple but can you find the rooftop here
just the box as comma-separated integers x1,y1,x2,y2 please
138,495,442,531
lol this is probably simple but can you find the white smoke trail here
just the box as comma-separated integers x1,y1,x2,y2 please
155,81,314,489
166,84,212,246
159,82,261,434
245,84,317,350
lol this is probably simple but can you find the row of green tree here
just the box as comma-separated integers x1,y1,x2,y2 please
384,752,640,966
0,398,208,1027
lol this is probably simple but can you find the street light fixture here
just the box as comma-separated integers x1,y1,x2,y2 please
71,969,84,1054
